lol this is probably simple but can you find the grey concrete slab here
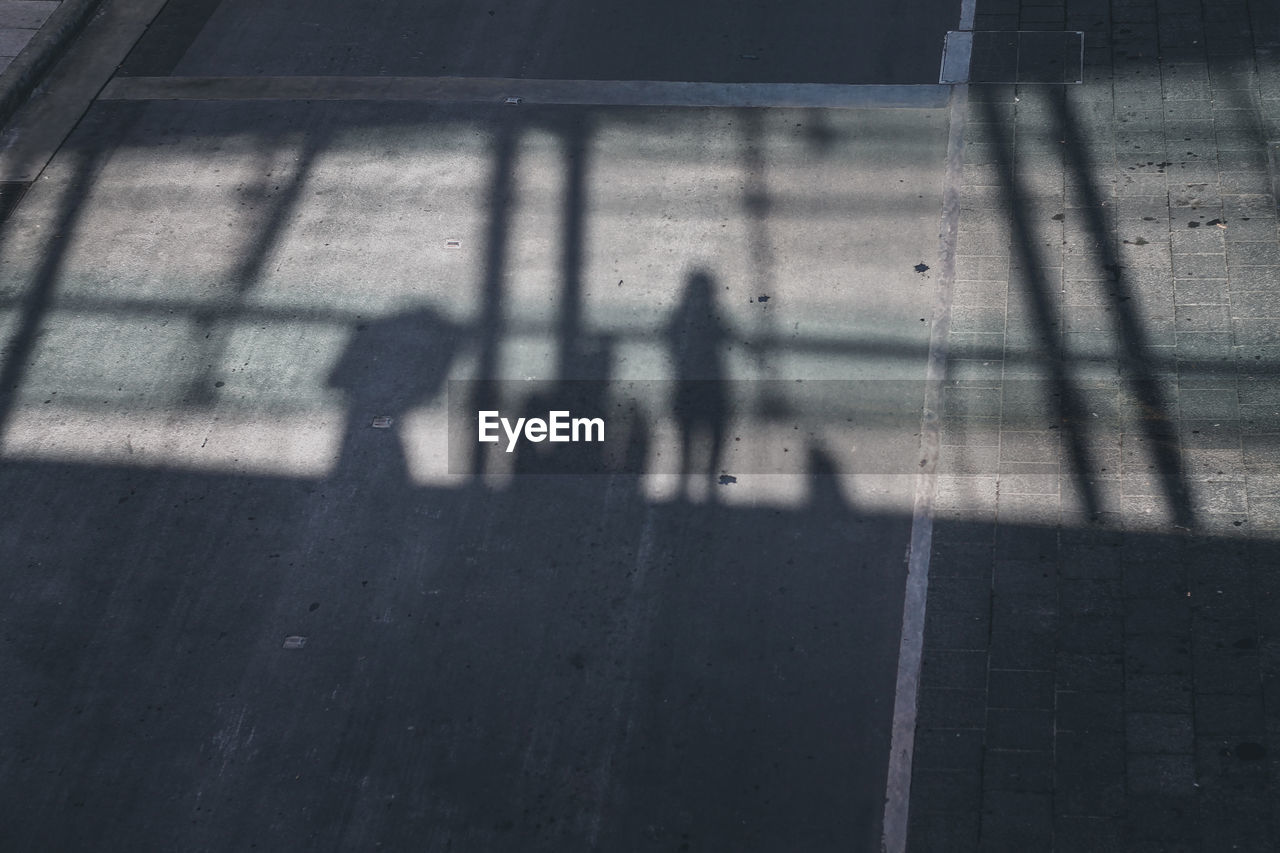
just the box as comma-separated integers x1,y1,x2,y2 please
0,1,58,30
0,92,950,848
0,26,34,55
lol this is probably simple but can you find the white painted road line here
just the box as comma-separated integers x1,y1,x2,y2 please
880,84,967,853
98,75,952,109
881,0,974,849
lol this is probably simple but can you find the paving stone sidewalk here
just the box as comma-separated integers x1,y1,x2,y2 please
909,0,1280,849
0,1,58,74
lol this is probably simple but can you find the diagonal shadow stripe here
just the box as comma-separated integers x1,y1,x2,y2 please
981,93,1101,518
1054,89,1194,529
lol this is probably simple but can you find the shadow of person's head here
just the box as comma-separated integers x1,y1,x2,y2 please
327,305,466,485
329,305,465,414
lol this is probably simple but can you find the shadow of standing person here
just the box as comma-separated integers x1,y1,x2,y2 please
665,270,730,501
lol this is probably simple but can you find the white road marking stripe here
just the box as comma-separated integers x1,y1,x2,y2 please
880,0,973,847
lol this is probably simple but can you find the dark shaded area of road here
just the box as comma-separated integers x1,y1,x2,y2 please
1,436,905,851
119,0,959,85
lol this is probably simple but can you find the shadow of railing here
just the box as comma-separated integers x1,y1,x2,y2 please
1054,88,1195,528
980,93,1103,518
0,28,1275,846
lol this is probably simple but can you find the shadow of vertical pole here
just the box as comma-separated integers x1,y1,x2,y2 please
555,113,588,379
981,94,1101,518
0,147,100,439
1054,92,1195,529
469,116,519,476
739,108,780,374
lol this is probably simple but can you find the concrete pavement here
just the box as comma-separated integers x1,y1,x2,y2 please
0,0,1278,850
0,0,957,849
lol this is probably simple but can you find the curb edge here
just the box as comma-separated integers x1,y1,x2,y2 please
0,0,110,132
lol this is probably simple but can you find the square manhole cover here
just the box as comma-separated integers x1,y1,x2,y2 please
941,30,1084,84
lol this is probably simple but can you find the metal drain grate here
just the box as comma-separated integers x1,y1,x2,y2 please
941,31,1084,84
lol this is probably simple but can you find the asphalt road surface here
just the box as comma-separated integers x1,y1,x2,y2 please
120,0,957,83
0,0,962,849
